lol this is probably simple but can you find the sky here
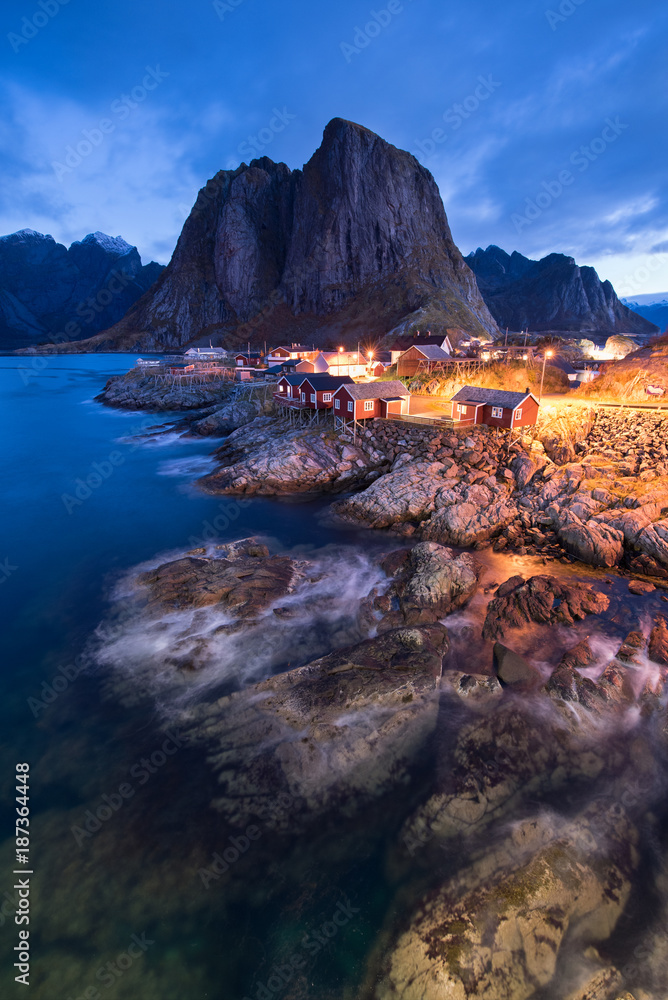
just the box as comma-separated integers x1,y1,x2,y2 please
1,0,666,297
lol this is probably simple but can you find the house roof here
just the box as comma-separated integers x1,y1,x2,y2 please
319,351,365,365
184,347,226,355
451,386,537,408
387,335,447,351
335,380,410,400
277,374,305,386
300,374,355,390
403,345,451,360
269,345,313,354
548,355,578,375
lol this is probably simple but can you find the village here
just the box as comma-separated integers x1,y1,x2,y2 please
134,331,622,439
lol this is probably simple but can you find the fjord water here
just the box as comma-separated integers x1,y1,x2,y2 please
0,355,387,1000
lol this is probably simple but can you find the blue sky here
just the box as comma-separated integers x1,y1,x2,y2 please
1,0,666,295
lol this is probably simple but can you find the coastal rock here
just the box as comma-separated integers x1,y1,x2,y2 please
378,804,637,1000
649,617,668,666
422,498,516,548
636,519,668,569
376,543,479,628
184,625,449,829
493,642,542,687
136,546,297,618
187,399,264,435
200,418,374,495
556,513,625,568
330,461,447,528
97,368,235,411
482,575,610,641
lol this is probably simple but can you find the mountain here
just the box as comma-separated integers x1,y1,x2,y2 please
465,245,658,336
621,296,668,333
47,119,499,353
0,230,164,350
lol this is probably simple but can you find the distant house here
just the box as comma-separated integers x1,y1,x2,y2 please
387,334,453,365
548,355,578,382
396,344,452,377
184,347,227,360
265,344,317,364
450,386,539,429
332,380,411,426
313,351,368,378
233,351,263,366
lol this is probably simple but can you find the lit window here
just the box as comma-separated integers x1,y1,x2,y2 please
515,408,522,420
491,406,502,418
348,401,353,412
279,384,285,392
335,399,340,409
323,393,332,402
364,400,374,411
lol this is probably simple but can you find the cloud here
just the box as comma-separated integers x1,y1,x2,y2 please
0,80,229,262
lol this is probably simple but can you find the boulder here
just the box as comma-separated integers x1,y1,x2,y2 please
482,576,610,641
628,579,656,595
188,399,263,435
493,642,542,687
556,513,625,568
422,498,516,548
649,616,668,666
398,543,479,621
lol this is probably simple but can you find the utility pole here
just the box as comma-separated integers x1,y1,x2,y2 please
505,327,508,347
539,349,553,402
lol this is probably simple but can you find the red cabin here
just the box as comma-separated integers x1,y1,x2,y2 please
332,381,410,424
450,386,540,428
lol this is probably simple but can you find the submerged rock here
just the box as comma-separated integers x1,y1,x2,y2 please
375,804,638,1000
183,625,449,829
649,616,668,666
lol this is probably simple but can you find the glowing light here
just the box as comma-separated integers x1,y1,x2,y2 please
339,347,344,353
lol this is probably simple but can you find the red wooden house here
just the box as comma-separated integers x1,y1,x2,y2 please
274,374,355,421
450,386,539,428
332,381,410,427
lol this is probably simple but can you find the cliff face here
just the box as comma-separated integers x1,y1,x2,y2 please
0,230,163,349
69,119,498,352
466,245,658,335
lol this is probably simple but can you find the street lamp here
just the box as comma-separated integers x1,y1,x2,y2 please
539,349,553,402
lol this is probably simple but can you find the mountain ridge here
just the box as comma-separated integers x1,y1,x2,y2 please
0,230,164,350
466,244,658,336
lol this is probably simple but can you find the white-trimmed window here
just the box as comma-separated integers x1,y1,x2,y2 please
310,393,316,403
515,408,522,420
279,384,285,392
348,401,354,412
491,406,502,418
364,400,374,411
301,392,306,401
323,392,332,402
457,404,467,415
334,398,340,409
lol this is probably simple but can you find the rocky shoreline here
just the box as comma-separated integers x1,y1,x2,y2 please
95,375,668,999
